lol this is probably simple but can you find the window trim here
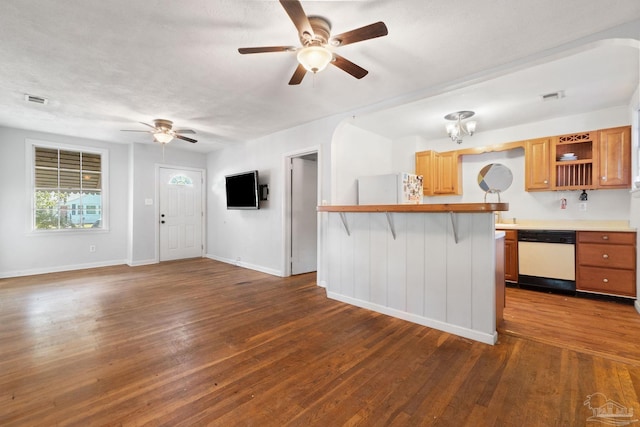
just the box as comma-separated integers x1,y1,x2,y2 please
26,139,109,233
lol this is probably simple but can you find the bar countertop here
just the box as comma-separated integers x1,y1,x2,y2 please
317,203,509,213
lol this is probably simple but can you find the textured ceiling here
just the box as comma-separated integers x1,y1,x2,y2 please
0,1,639,152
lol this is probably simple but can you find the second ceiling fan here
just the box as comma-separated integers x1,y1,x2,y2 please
238,0,388,85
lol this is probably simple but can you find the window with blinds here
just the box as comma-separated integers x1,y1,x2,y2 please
33,145,105,230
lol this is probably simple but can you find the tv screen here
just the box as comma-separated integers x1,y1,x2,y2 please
225,170,259,210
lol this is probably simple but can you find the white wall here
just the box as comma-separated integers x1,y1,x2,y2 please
628,83,640,312
330,122,393,204
0,126,207,277
128,143,207,265
206,116,341,276
0,126,129,277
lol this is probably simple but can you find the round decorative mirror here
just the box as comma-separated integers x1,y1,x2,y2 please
478,163,513,193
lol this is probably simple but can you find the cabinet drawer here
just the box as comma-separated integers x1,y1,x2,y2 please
577,266,636,297
578,243,635,269
577,231,636,245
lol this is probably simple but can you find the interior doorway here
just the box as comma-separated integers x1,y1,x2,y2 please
158,167,205,261
284,150,319,276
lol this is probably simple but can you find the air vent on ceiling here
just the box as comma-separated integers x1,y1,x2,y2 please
541,91,565,102
24,94,48,105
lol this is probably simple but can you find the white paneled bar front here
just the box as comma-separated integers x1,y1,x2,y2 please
318,203,509,345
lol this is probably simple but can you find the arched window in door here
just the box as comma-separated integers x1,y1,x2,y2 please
168,175,193,186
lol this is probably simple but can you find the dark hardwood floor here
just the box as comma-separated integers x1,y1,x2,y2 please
1,258,639,426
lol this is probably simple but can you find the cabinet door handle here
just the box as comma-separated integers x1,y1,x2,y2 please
603,278,609,283
602,176,607,180
602,235,609,240
602,254,609,259
543,180,548,184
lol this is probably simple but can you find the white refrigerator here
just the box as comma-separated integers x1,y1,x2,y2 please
357,173,423,205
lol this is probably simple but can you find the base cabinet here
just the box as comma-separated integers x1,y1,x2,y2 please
501,229,518,282
576,231,636,298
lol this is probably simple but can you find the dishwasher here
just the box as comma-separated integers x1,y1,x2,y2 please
518,230,576,292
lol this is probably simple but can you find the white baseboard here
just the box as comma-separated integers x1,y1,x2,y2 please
206,254,283,277
127,259,158,267
635,299,640,315
0,259,128,279
326,291,497,345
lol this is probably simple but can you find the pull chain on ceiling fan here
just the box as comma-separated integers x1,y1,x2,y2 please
238,0,388,85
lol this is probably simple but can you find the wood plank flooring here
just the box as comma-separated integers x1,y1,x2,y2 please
1,258,639,426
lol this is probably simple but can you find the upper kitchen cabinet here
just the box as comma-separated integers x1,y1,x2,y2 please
598,126,631,188
551,126,631,191
415,150,461,196
415,150,435,196
552,130,597,190
525,138,551,191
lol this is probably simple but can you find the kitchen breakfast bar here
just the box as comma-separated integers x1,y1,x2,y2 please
318,203,509,345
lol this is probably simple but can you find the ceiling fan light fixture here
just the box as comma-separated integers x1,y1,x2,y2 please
297,46,333,73
153,132,174,144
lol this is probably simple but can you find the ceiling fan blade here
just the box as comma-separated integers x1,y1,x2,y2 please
330,21,388,47
238,46,296,54
139,122,157,129
288,63,307,85
121,129,153,133
279,0,314,38
331,54,368,79
175,134,198,143
175,129,196,134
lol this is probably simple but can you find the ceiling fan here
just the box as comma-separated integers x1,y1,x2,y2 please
121,119,197,144
238,0,388,85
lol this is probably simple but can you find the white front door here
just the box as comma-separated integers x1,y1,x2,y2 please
291,157,318,274
159,167,203,261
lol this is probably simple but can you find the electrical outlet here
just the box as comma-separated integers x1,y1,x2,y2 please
89,245,96,252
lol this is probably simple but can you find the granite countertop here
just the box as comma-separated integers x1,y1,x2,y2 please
495,219,635,232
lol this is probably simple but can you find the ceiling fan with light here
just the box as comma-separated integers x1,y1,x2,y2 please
121,119,197,144
238,0,388,85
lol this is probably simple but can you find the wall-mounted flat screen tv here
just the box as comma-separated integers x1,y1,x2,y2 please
225,170,259,210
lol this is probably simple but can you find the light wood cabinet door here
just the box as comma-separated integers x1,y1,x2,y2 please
434,151,461,195
525,138,551,191
415,150,460,196
415,150,434,196
598,126,631,188
502,230,518,282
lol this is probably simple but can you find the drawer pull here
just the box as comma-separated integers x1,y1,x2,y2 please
602,254,609,259
603,278,609,283
602,235,609,240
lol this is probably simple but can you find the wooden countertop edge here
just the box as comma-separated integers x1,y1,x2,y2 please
317,203,509,213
